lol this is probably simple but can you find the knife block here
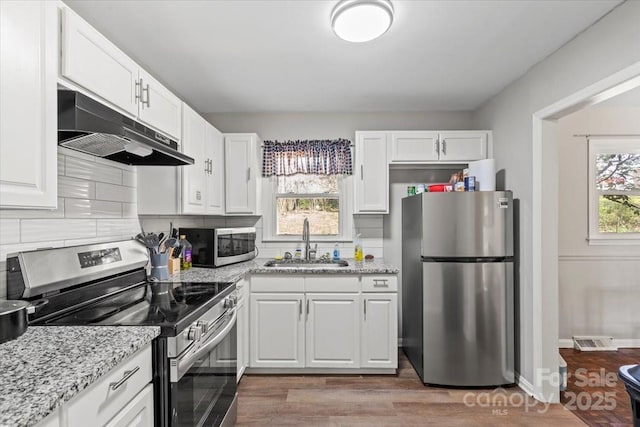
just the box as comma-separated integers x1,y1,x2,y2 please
168,257,181,275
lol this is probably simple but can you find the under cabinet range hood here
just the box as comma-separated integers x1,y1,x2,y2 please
58,90,194,166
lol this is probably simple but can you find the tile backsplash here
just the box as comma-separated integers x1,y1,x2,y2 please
0,148,141,299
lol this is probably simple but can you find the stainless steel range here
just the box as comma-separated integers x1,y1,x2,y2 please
6,240,238,427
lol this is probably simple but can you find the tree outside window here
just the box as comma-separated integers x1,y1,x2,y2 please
589,138,640,242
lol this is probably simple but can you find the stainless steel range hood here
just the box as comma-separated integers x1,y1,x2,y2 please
58,90,194,166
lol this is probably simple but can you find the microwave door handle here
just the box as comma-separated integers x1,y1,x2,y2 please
171,309,237,382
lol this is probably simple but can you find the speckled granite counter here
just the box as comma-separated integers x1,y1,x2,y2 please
0,326,160,427
169,258,398,283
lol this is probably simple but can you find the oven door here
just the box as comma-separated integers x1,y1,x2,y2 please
169,308,237,427
214,228,256,267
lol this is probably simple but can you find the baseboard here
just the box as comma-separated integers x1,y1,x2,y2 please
515,373,539,400
558,338,640,348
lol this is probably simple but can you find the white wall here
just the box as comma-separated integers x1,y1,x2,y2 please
557,105,640,341
472,0,640,387
0,148,141,299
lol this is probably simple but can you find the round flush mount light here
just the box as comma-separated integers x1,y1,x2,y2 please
331,0,394,43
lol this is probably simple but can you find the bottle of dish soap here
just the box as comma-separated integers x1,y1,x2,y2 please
354,233,363,262
332,244,340,261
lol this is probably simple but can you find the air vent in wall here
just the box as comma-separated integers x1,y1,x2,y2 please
572,335,617,351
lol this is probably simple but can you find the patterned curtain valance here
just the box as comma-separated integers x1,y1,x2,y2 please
262,139,353,177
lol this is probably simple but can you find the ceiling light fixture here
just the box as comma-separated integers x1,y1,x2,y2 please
331,0,394,43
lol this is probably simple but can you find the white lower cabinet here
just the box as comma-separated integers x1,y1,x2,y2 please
236,279,249,382
250,293,305,368
104,384,154,427
64,345,153,427
249,274,398,372
306,293,360,368
361,293,398,368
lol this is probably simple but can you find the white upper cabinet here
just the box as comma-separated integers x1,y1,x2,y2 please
137,69,182,140
0,0,58,209
438,131,488,161
224,133,261,215
60,7,181,140
181,104,207,214
390,131,489,163
60,7,138,117
354,132,389,214
205,125,225,214
390,131,439,162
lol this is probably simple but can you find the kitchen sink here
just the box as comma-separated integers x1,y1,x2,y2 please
263,260,349,269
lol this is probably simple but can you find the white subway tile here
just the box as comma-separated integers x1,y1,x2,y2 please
21,219,96,243
356,227,383,238
57,154,65,176
122,170,137,187
0,240,65,263
95,156,135,171
0,274,6,300
65,199,122,218
58,176,96,199
97,219,141,237
0,219,20,244
0,199,65,219
65,156,123,185
361,237,383,248
96,182,136,203
122,203,138,218
64,235,127,246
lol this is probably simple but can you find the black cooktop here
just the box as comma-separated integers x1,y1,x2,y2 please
38,280,234,337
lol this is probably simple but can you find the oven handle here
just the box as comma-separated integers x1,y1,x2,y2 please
171,308,237,382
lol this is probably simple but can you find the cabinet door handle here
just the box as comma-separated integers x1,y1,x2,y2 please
247,167,251,182
373,279,388,287
435,140,439,155
135,80,142,104
110,366,140,391
442,140,446,156
143,83,150,107
360,164,363,180
209,159,213,175
298,300,302,319
364,299,367,320
306,299,309,317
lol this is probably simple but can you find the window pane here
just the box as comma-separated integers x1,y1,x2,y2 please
598,195,640,233
596,153,640,191
277,174,339,194
276,197,339,235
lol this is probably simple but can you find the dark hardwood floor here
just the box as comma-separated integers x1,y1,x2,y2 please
237,351,584,426
560,347,640,426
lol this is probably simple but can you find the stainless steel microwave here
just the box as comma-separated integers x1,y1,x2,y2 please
178,227,257,268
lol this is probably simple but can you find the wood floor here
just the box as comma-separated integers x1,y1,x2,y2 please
560,347,640,426
236,351,584,426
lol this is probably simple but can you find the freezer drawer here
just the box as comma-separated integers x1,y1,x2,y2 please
422,261,514,386
420,191,513,258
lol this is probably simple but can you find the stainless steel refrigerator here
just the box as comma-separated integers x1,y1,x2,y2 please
402,191,514,386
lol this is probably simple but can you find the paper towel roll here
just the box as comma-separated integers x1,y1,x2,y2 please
468,158,495,191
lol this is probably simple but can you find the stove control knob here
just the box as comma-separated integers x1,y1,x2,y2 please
231,295,238,305
196,320,208,334
187,325,201,341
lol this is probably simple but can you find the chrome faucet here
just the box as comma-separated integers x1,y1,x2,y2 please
302,218,311,260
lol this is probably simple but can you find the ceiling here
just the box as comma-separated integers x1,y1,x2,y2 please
65,0,622,114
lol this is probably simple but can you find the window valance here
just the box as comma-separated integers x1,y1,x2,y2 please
262,139,353,177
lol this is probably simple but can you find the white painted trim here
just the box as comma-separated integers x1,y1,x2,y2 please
516,373,542,401
558,255,640,261
245,367,396,375
532,60,640,404
559,338,640,348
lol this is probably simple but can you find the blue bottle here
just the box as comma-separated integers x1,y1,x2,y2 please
332,244,340,261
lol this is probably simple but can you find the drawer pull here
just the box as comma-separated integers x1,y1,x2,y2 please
109,366,140,391
373,279,388,287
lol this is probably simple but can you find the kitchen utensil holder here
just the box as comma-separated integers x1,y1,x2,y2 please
150,253,170,281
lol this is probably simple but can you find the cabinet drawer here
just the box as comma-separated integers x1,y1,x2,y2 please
361,276,397,292
66,345,152,427
251,275,304,292
305,275,359,292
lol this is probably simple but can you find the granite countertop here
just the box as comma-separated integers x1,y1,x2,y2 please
169,258,399,283
0,326,160,427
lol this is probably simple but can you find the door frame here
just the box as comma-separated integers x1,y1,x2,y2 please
531,61,640,402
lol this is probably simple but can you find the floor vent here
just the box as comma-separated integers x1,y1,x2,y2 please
573,336,618,351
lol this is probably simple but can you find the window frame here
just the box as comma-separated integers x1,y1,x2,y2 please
262,174,353,242
587,137,640,245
